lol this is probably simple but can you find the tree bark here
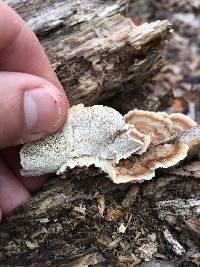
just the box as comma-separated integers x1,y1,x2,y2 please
6,0,172,106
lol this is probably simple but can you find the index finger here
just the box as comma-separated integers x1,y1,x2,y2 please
0,1,61,88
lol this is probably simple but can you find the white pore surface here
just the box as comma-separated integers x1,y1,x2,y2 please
21,104,144,176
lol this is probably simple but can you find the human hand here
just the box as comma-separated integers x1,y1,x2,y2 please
0,1,69,220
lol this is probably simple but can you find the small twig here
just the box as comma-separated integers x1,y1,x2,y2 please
163,228,185,256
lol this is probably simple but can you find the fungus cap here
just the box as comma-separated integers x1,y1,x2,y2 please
110,144,189,183
169,113,197,133
124,109,172,144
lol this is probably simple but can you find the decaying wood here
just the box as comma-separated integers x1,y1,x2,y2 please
6,0,127,35
7,0,172,105
0,173,200,266
1,125,200,266
166,161,200,178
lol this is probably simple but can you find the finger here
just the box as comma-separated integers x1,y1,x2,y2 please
1,147,48,192
0,71,68,148
0,158,30,217
20,176,48,192
0,208,2,222
0,1,61,88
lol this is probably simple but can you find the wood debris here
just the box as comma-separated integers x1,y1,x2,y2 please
97,194,105,217
165,161,200,178
163,228,185,256
106,207,123,221
136,234,158,261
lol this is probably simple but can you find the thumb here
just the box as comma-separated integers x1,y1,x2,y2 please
0,72,69,148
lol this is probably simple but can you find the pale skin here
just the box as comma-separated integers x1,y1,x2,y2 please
0,1,69,220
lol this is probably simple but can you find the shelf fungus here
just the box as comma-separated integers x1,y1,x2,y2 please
20,105,198,183
124,109,172,144
168,113,197,134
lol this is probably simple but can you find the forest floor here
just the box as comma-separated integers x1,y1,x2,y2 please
125,1,200,116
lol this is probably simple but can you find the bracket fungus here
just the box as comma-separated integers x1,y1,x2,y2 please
168,113,197,134
111,144,188,183
20,105,198,183
124,109,172,145
21,104,146,177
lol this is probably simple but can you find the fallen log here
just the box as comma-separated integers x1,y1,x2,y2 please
8,0,172,105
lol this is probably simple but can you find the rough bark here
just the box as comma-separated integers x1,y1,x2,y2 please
6,0,172,106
